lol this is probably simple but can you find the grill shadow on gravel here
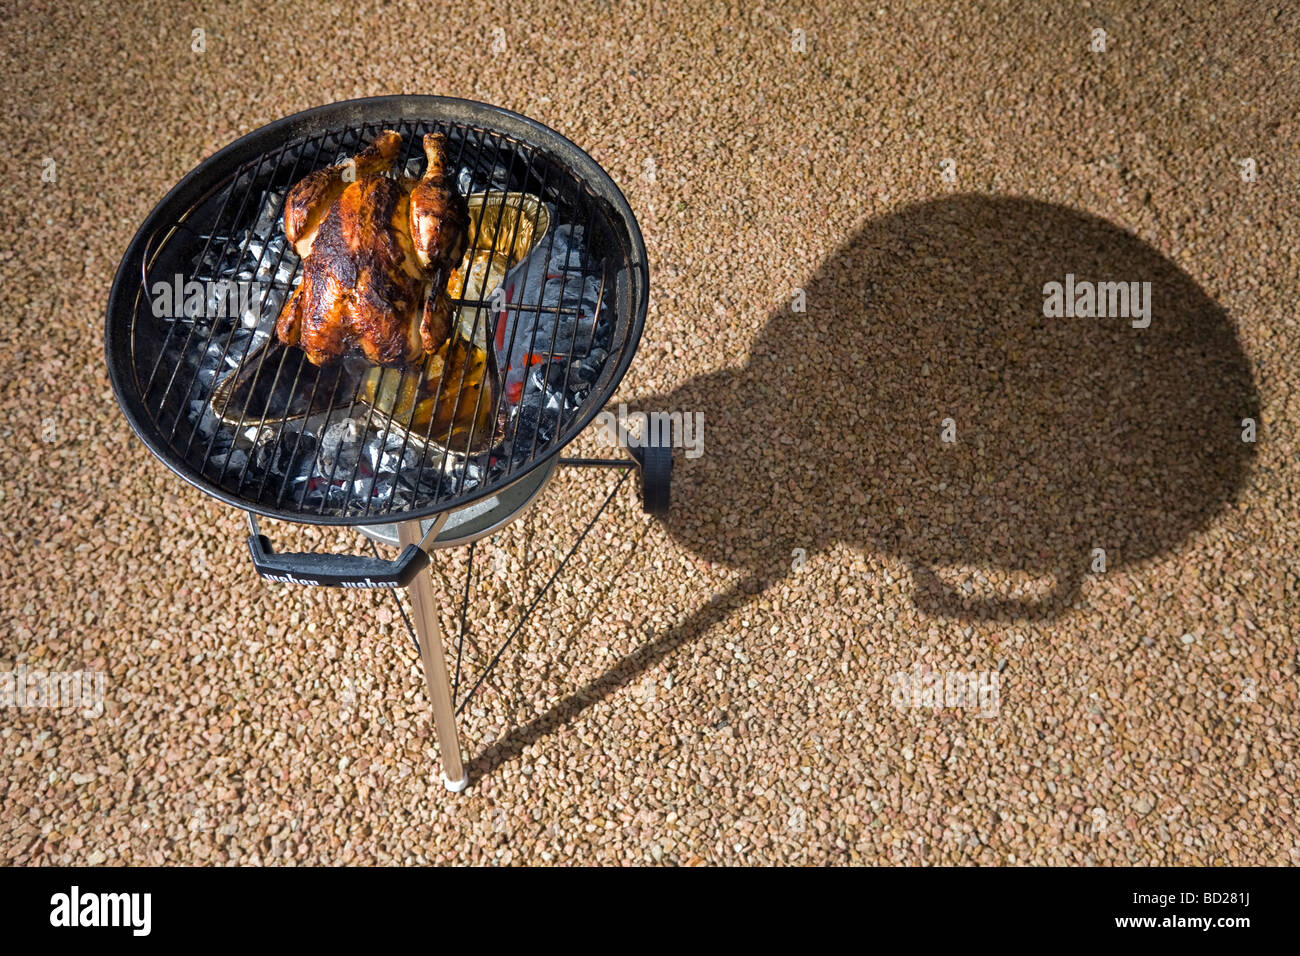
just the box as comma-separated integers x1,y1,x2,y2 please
661,194,1257,620
468,195,1256,776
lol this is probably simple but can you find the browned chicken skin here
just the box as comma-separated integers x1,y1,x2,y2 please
275,132,467,368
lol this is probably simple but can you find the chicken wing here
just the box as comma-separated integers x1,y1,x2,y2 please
283,130,402,259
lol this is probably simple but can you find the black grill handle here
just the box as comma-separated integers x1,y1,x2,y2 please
246,515,430,588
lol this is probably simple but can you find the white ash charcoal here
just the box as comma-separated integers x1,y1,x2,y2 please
236,256,284,288
199,280,242,318
207,329,257,371
333,431,423,507
457,461,483,492
252,238,296,285
240,287,284,334
318,418,367,475
201,335,228,366
353,433,429,507
234,239,266,278
245,423,277,447
250,190,284,239
273,255,298,286
368,431,424,476
350,474,387,506
222,344,247,371
457,161,511,197
199,241,245,277
241,328,271,359
193,364,218,392
256,424,317,482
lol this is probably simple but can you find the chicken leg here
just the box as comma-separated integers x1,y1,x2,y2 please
411,133,469,355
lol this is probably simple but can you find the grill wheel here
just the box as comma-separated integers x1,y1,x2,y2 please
635,442,672,515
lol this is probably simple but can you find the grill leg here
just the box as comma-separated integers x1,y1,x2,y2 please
397,520,468,793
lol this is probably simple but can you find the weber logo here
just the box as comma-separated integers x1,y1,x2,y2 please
262,571,390,588
49,885,151,936
262,571,323,586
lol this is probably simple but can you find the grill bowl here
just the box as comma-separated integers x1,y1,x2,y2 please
106,96,648,526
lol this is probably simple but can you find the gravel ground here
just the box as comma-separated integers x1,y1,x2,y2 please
2,0,1297,865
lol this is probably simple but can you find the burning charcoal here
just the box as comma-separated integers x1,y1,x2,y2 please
274,254,298,286
207,328,257,375
202,336,227,367
278,435,318,481
563,387,590,416
246,328,272,358
438,458,484,499
194,364,218,392
363,480,395,508
190,401,222,441
252,250,292,287
506,382,561,463
199,280,238,319
461,459,484,490
346,475,383,510
387,487,417,511
492,225,605,403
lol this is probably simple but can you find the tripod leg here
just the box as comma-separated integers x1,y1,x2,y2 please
397,520,468,793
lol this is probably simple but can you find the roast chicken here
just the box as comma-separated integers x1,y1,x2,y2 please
275,131,469,368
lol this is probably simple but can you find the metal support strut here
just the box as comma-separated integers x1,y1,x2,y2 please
384,463,638,793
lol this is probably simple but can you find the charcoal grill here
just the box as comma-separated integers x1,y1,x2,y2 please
105,96,668,791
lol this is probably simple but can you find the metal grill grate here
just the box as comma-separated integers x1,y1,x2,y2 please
114,107,644,525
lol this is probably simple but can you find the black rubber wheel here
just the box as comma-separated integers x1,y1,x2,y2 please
636,443,672,516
